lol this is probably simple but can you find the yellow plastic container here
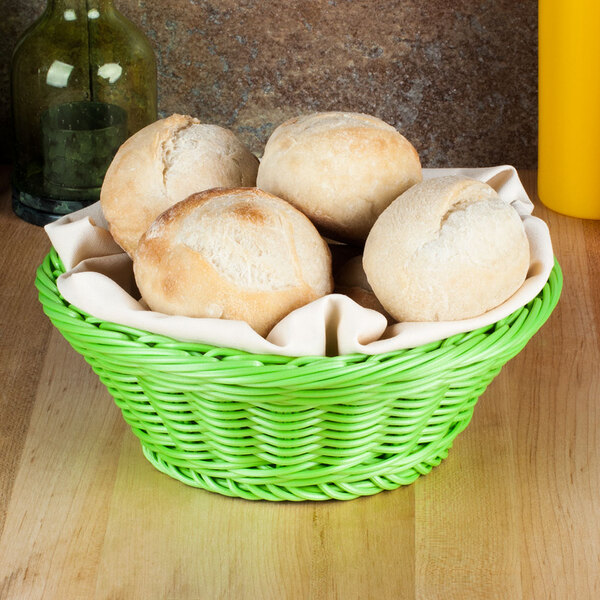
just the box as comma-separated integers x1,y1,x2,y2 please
538,0,600,219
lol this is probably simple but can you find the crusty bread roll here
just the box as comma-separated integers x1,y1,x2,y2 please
101,114,259,256
256,111,422,245
133,187,333,336
363,176,530,322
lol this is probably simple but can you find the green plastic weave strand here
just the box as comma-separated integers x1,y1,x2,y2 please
35,249,562,501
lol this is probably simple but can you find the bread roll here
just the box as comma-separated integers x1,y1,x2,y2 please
256,111,422,244
363,176,530,322
101,114,259,255
133,187,333,336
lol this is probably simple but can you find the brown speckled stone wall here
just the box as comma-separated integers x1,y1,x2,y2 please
1,0,537,167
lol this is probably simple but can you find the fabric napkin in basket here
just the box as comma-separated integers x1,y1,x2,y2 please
45,166,554,357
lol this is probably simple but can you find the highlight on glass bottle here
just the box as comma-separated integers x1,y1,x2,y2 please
10,0,157,225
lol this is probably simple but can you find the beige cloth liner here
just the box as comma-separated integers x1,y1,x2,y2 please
45,166,554,357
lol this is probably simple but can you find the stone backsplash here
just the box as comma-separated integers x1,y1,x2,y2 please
1,0,537,167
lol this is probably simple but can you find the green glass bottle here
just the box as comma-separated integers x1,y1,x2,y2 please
10,0,157,225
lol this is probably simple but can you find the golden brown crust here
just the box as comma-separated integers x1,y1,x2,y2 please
133,187,333,336
363,176,530,322
256,111,422,244
100,114,259,257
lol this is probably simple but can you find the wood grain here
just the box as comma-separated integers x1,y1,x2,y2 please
0,167,54,537
1,171,599,599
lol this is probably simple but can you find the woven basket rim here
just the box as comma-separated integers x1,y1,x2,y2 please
36,247,563,363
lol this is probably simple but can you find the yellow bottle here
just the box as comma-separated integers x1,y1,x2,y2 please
538,0,600,219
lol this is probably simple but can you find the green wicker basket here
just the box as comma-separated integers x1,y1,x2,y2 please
35,248,562,501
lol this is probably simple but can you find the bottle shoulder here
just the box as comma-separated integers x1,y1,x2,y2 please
95,8,156,58
11,13,53,59
12,10,156,70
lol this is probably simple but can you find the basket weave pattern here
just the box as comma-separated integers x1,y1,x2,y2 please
36,249,562,501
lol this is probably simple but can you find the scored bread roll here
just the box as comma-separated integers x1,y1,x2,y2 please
133,187,333,336
256,111,422,245
101,114,259,256
363,176,530,322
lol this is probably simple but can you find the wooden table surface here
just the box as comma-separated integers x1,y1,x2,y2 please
0,169,598,599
